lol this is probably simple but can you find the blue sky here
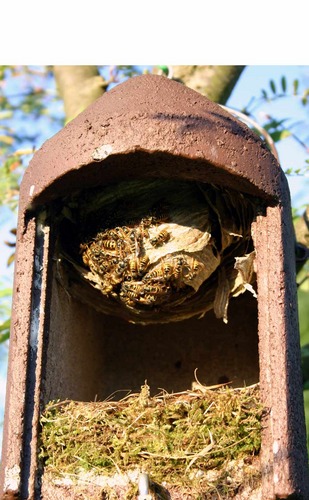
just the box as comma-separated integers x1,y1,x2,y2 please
228,65,309,209
0,65,308,450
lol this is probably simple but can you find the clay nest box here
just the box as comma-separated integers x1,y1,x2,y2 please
2,74,308,500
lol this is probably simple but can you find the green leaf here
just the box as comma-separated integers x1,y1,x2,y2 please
261,89,268,100
7,253,15,266
269,130,291,142
0,332,9,343
0,288,12,298
281,76,287,93
293,79,299,95
264,118,287,131
0,135,14,146
0,319,10,332
270,80,276,94
157,66,169,76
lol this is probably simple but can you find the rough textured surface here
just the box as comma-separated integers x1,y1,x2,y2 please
252,196,309,499
0,218,37,498
19,74,284,216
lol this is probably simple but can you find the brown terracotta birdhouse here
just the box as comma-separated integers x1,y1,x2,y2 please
1,74,308,499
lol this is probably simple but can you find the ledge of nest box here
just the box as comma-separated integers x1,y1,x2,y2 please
40,382,263,499
58,179,259,324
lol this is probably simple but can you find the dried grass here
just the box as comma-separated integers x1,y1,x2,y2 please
40,381,263,498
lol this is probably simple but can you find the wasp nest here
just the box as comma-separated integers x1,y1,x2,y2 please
60,179,258,324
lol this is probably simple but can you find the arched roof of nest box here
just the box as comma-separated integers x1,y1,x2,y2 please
20,74,287,214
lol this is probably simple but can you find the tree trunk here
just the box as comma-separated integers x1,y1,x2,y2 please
53,66,108,123
171,65,246,104
54,66,245,122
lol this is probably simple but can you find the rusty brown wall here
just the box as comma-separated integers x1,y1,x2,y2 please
44,275,259,403
253,196,308,499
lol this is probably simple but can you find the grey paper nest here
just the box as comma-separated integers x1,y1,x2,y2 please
59,179,258,324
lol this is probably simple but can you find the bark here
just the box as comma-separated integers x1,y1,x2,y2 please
171,65,246,104
53,66,108,122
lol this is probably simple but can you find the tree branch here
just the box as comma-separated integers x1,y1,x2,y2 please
53,66,108,122
171,66,246,104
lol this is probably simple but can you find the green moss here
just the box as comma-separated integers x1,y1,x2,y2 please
40,383,263,497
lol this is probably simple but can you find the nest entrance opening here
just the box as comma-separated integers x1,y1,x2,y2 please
40,178,263,497
43,179,261,404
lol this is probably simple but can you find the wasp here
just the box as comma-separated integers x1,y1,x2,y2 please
141,215,155,227
107,272,123,287
138,255,150,275
115,260,128,277
128,228,144,258
140,215,155,238
147,261,172,281
125,290,140,301
186,259,200,280
143,267,165,283
139,294,156,305
79,242,89,253
81,247,91,266
116,238,126,254
162,262,173,278
92,243,105,256
81,243,101,267
129,229,137,254
120,295,135,308
115,226,130,238
98,261,111,274
101,281,114,295
150,229,170,247
101,239,116,250
144,284,168,296
91,252,104,263
129,257,139,278
122,280,143,291
135,228,144,257
171,257,184,283
96,231,110,241
107,229,119,240
121,281,144,303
